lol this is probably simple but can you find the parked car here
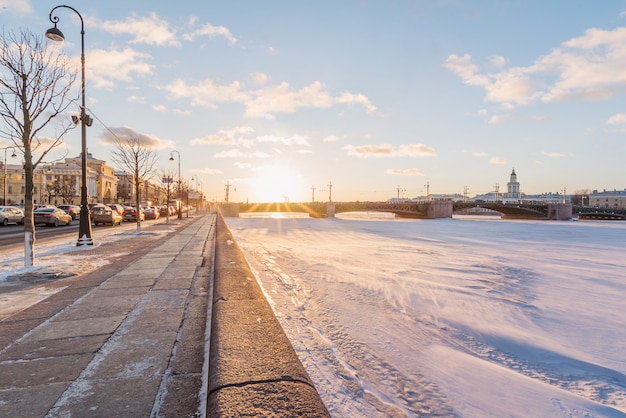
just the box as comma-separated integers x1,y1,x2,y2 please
143,206,160,220
0,206,24,226
34,207,73,227
57,204,81,220
92,206,123,226
107,204,126,218
124,206,145,222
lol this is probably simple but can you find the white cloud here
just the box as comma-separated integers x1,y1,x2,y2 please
87,47,153,89
489,157,506,165
488,114,511,125
91,13,180,47
386,168,425,176
343,143,436,158
445,27,626,109
542,151,567,158
0,0,32,15
99,126,173,149
162,79,375,120
489,55,507,68
127,95,146,104
257,134,310,146
607,113,626,125
472,152,489,157
250,72,269,85
323,135,342,142
214,149,269,159
183,23,238,45
190,134,234,145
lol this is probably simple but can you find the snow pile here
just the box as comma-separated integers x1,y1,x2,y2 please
227,214,626,417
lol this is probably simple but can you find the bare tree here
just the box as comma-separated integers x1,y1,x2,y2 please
110,134,158,233
0,29,77,267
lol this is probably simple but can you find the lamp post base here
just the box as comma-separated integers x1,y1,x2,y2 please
77,234,94,246
76,205,94,246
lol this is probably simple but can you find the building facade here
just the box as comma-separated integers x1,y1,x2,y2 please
589,189,626,209
2,153,118,206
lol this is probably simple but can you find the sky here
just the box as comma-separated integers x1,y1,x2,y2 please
2,0,626,203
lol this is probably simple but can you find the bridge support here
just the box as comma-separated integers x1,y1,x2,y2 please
546,203,572,220
326,202,335,218
425,200,453,219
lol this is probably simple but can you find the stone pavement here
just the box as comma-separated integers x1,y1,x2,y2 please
0,213,215,417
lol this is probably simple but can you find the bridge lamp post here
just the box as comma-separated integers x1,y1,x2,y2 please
46,5,94,246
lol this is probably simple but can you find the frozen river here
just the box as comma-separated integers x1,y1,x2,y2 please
226,214,626,417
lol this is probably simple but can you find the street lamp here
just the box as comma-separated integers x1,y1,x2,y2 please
191,175,200,212
2,147,17,205
47,5,94,246
169,150,182,219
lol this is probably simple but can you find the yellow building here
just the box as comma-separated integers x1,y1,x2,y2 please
1,153,118,206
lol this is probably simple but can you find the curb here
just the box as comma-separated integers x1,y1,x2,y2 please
207,213,329,416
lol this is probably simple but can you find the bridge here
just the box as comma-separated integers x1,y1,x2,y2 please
221,200,573,220
453,202,572,220
574,206,626,220
232,200,452,218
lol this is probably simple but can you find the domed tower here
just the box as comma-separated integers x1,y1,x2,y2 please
507,168,520,199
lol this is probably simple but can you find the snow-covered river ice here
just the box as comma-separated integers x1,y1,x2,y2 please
226,213,626,417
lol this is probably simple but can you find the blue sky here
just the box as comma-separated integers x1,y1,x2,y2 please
2,1,626,202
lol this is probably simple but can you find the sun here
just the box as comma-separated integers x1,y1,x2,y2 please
252,165,302,202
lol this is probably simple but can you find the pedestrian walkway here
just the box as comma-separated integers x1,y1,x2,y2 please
0,213,215,417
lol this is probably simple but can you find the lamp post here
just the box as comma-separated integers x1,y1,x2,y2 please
47,5,93,246
191,176,200,212
2,147,17,205
169,150,182,219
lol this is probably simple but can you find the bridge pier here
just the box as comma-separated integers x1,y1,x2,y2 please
425,200,453,218
327,202,336,218
546,203,572,220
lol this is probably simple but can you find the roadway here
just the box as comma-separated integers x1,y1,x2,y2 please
0,217,173,250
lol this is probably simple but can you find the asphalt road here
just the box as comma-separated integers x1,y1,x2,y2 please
0,219,164,249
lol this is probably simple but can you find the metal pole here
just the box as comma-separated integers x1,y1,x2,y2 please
48,5,93,245
170,150,181,219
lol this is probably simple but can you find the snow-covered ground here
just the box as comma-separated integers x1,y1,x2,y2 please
226,213,626,417
0,222,172,320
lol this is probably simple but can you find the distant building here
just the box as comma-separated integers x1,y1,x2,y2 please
471,168,523,203
506,168,521,199
589,189,626,209
65,153,118,204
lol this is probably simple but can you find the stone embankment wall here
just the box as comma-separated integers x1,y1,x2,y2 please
208,213,330,416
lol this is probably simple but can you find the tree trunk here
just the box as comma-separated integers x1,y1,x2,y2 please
135,170,141,234
23,150,35,268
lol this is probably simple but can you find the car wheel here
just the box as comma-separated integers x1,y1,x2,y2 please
18,217,24,225
2,218,7,226
53,219,59,227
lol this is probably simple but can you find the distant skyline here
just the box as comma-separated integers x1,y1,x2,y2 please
2,1,626,202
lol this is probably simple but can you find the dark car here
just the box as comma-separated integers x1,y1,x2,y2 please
0,206,24,226
124,206,145,222
57,204,81,220
143,206,160,220
34,207,73,227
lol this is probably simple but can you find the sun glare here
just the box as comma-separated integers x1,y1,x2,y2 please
252,165,301,202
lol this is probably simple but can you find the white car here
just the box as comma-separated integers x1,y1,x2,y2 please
0,206,25,226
